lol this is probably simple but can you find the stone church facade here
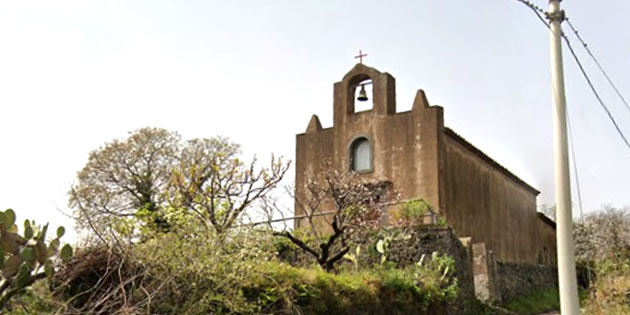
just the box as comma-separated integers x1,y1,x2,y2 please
295,63,557,266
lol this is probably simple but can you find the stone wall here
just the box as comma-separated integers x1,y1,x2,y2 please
358,225,475,301
471,241,558,303
362,227,560,306
496,261,558,302
360,227,559,306
282,225,559,308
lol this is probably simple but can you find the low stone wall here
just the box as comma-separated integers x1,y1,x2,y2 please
281,225,475,302
472,242,558,303
281,225,558,306
496,261,558,302
281,225,475,314
356,225,475,301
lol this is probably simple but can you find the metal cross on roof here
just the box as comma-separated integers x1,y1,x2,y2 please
355,50,367,64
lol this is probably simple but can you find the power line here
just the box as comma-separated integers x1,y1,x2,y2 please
567,112,592,285
567,114,585,223
515,0,549,28
514,0,630,151
565,19,630,114
515,0,545,14
561,34,630,151
513,0,583,216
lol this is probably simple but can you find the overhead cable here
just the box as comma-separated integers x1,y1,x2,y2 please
565,19,630,114
561,34,630,151
514,0,630,151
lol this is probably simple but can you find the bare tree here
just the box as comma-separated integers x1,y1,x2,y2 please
574,206,630,264
274,171,395,272
168,137,290,234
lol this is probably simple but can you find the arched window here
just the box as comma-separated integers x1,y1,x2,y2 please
350,137,372,172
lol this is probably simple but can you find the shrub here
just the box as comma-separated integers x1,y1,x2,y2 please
389,199,432,226
242,261,456,314
574,206,630,314
0,209,72,312
46,223,461,314
583,267,630,315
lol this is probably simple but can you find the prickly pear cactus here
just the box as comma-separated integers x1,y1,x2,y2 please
0,208,73,309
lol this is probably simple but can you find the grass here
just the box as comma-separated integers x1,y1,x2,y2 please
503,287,560,315
242,261,457,314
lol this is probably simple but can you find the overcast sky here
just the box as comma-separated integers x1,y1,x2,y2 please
1,1,629,240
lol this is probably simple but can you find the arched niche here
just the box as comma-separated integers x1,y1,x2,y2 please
349,135,373,173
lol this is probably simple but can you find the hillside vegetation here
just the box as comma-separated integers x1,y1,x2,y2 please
5,224,464,314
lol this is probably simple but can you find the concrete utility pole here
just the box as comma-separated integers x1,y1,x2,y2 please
547,0,580,313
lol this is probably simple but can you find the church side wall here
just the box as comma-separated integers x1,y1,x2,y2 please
536,215,557,265
443,134,543,264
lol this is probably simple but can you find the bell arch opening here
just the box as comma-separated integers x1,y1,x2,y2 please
353,79,373,112
346,74,374,114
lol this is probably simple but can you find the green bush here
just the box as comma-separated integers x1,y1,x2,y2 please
389,199,432,225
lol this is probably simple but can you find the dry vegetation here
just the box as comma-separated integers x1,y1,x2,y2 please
576,206,630,314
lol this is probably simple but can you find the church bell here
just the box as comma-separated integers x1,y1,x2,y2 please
357,84,368,102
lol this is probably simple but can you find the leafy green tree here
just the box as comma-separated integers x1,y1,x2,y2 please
0,209,72,310
69,127,180,232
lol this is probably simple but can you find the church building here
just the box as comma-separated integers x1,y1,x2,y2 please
295,63,557,265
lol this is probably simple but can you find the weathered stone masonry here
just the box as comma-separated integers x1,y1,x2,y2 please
295,63,556,267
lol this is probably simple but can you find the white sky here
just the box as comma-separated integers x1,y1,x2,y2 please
1,1,629,240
